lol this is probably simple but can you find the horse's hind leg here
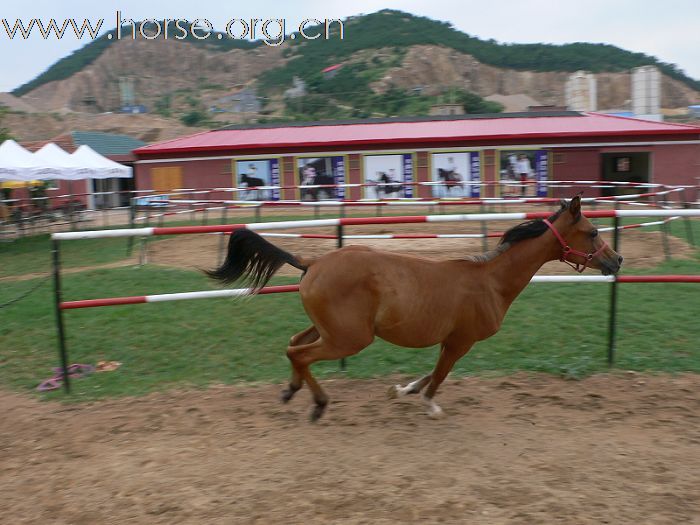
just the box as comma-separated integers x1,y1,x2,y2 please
281,326,320,403
287,333,373,421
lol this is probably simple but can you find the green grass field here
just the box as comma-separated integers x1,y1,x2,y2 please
1,256,698,401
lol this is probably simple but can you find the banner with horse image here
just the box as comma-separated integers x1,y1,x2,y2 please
498,150,549,197
362,154,414,199
430,152,481,198
234,159,280,201
297,156,346,201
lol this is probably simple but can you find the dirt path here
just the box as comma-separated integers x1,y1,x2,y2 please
0,259,137,283
2,374,699,524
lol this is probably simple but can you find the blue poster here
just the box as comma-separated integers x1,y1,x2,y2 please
534,151,549,197
469,152,481,197
332,156,345,200
403,154,414,198
269,158,280,200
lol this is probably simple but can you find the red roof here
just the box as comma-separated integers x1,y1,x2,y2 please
321,64,343,73
134,113,700,156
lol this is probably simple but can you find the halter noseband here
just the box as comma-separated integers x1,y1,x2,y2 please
543,219,608,273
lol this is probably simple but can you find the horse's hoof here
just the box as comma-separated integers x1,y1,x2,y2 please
310,402,327,422
386,385,400,399
427,406,446,420
280,389,294,403
280,384,301,404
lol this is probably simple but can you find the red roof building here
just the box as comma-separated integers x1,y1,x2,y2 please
321,64,343,74
133,112,700,200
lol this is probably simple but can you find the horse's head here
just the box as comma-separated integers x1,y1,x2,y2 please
547,196,623,275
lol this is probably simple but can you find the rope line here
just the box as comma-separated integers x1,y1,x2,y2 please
0,275,50,309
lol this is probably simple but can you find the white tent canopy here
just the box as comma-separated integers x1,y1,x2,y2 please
33,142,86,180
0,139,62,181
0,140,133,181
70,145,132,178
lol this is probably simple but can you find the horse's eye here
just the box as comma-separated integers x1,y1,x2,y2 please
590,230,598,238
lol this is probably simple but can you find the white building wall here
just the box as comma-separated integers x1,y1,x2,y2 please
632,66,661,116
565,71,597,111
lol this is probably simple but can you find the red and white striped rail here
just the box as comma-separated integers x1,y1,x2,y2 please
53,209,700,241
139,187,684,208
253,216,681,240
259,232,503,240
59,275,700,310
150,180,677,199
60,284,301,310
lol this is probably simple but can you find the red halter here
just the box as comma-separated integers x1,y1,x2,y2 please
543,219,608,273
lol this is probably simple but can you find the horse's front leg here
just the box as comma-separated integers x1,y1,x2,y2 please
387,374,432,398
421,340,474,418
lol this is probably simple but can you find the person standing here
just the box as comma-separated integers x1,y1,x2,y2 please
516,154,533,196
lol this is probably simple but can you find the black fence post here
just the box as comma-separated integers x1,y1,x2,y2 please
480,203,488,253
682,199,695,247
607,214,621,366
337,223,347,372
52,239,71,393
127,194,136,257
660,219,672,261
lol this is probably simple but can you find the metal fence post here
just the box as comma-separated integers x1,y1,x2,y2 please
660,219,672,261
126,193,136,256
607,214,621,366
480,203,488,253
682,198,695,247
52,239,71,393
337,223,347,372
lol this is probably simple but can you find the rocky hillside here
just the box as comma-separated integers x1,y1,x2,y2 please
20,38,285,113
371,45,699,109
2,111,207,143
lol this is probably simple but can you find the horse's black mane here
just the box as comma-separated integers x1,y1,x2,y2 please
498,201,578,247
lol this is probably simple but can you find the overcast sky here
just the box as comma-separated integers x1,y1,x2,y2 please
1,0,698,93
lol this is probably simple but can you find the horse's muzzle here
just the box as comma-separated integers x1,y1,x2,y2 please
601,255,624,275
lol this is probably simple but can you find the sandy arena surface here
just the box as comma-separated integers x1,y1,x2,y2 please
2,374,699,524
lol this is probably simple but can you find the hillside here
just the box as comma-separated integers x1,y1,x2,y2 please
5,9,700,139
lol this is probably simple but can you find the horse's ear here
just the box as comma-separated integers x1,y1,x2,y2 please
569,195,581,219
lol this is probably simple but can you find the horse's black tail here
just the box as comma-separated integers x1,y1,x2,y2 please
204,229,307,289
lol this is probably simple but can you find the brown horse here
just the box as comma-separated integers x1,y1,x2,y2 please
206,196,623,421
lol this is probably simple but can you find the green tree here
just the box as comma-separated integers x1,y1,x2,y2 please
180,110,208,127
456,90,504,114
0,105,12,142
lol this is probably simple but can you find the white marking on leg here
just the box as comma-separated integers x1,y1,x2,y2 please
422,394,445,419
397,378,423,396
388,377,425,399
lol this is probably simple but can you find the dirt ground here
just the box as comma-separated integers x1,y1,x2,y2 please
2,374,699,524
